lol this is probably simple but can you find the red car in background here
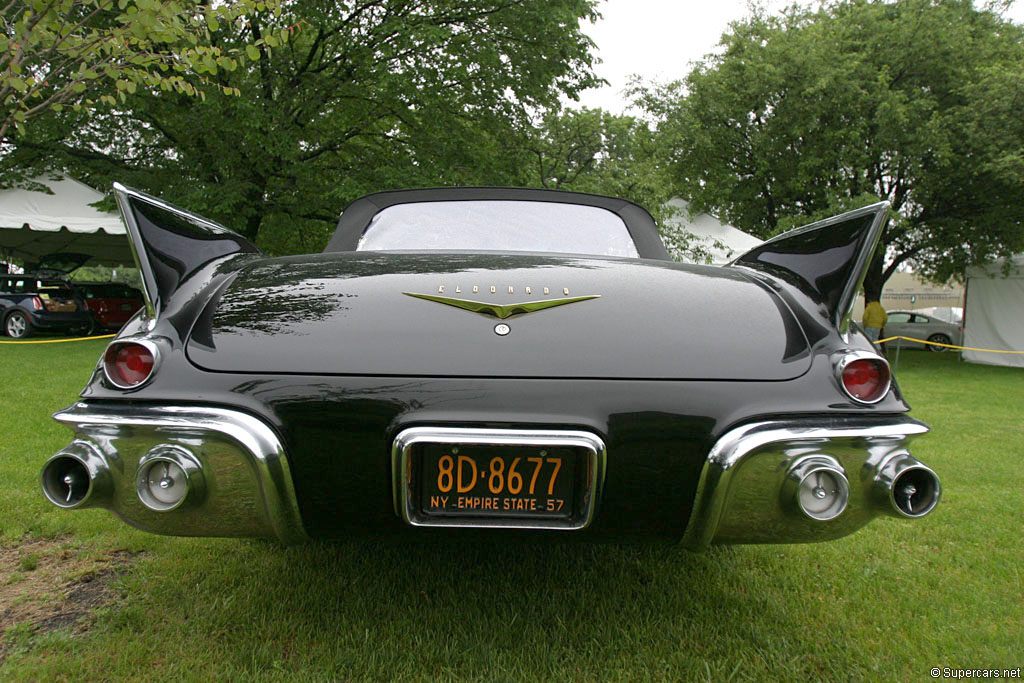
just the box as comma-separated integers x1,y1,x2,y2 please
75,283,144,334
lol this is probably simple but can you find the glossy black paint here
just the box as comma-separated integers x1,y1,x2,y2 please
185,251,811,381
734,202,888,330
325,187,672,260
115,185,258,317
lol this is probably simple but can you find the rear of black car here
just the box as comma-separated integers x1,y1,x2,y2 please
36,185,941,548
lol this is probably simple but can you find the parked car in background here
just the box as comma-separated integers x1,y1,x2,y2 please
1,275,91,338
75,283,144,334
885,310,964,352
912,306,963,325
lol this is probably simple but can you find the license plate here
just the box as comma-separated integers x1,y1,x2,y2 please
121,303,133,311
419,443,576,519
393,428,606,530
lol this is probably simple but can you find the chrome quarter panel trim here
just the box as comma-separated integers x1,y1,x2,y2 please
392,427,606,531
52,402,307,544
683,417,930,548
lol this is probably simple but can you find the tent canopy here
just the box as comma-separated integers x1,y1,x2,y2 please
963,253,1024,368
663,198,763,264
0,175,134,267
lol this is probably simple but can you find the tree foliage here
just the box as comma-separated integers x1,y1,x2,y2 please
641,0,1024,294
1,0,281,142
5,0,600,254
511,107,713,261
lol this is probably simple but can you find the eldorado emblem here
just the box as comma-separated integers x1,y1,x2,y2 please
403,291,600,319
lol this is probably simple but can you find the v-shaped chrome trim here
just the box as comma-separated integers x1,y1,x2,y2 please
403,292,600,319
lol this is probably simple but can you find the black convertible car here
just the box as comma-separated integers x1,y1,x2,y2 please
40,185,940,547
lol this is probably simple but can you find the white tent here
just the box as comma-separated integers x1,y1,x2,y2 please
963,254,1024,368
662,198,763,264
0,174,133,267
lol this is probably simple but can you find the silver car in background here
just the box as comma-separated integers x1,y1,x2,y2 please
885,310,964,352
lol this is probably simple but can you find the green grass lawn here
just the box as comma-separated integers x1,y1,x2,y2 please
1,341,1022,681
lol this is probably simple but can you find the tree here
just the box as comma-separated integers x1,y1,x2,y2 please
511,107,717,261
1,0,279,142
642,0,1024,296
5,0,600,254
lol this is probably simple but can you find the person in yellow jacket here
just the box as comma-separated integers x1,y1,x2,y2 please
863,299,887,349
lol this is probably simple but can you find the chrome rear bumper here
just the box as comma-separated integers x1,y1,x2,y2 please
42,403,937,547
683,417,936,548
43,402,307,544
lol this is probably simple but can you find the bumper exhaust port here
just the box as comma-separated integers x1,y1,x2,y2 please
41,442,113,509
782,455,850,521
873,452,941,518
135,445,205,512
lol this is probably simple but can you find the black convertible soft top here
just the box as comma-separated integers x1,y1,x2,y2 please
323,187,672,260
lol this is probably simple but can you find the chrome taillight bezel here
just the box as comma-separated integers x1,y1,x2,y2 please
102,338,161,390
833,350,891,404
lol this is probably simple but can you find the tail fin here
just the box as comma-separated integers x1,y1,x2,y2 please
729,202,889,333
113,183,259,319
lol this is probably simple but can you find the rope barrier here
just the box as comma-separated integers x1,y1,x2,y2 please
875,336,1024,354
0,334,116,345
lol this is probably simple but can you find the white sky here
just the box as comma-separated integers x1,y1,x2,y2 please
575,0,1024,114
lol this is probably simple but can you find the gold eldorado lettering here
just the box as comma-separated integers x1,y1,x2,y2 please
428,284,578,298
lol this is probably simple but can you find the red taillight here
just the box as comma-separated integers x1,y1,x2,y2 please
31,296,43,311
840,357,891,403
103,342,156,389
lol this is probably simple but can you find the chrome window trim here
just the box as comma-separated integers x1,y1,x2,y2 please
833,349,892,405
392,426,607,531
683,416,930,548
101,337,162,391
53,402,308,544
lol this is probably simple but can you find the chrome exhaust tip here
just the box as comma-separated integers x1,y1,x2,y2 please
135,445,205,512
873,453,941,518
782,455,850,521
41,442,113,509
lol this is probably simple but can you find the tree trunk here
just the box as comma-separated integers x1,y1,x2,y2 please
244,210,263,244
861,254,886,302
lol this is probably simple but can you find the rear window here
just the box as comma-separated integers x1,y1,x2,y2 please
36,280,74,297
356,200,640,258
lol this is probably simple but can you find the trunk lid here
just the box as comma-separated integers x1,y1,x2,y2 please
186,252,811,380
